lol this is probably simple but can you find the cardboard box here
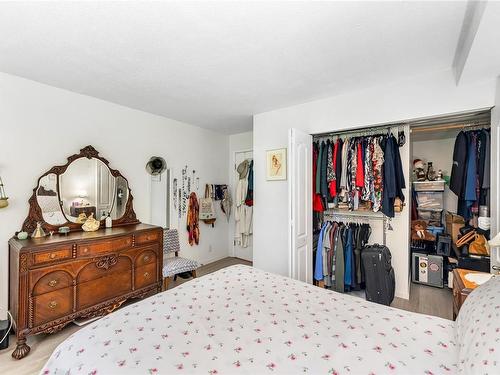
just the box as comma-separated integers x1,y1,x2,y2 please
445,211,465,244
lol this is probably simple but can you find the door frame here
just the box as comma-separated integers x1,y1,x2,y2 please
232,148,253,259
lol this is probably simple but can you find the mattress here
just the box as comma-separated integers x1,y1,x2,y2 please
40,265,458,374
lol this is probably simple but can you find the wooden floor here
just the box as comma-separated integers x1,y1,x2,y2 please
391,281,454,320
0,257,451,375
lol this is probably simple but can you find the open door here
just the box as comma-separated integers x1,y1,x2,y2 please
289,128,313,283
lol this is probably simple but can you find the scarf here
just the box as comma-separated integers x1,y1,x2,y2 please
186,192,200,246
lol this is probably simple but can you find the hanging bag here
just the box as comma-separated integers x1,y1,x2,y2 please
199,184,216,226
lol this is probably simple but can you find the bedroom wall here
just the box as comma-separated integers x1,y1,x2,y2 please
0,72,230,320
253,69,497,300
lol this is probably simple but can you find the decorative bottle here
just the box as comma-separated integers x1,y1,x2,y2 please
105,213,112,228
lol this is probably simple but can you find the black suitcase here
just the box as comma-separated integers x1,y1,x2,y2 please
361,244,395,306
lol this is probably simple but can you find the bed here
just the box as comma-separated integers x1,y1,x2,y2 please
40,265,499,374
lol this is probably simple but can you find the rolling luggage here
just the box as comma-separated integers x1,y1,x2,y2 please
361,244,395,306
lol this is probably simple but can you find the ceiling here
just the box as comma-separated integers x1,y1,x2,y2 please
0,2,469,134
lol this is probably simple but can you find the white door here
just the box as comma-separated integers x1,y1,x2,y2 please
289,128,313,283
233,150,253,261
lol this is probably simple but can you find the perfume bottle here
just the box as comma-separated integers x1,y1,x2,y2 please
105,212,112,228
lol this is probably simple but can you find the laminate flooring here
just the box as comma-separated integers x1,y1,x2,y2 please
0,257,452,375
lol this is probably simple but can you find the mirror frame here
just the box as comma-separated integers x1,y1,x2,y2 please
21,145,139,234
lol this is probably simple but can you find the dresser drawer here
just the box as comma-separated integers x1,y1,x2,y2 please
135,249,157,267
77,271,132,309
33,287,73,326
135,263,157,290
77,236,133,257
32,270,73,296
77,255,132,284
135,230,161,245
32,246,73,266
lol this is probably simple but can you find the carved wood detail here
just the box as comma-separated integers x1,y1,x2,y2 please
95,255,118,270
20,145,139,234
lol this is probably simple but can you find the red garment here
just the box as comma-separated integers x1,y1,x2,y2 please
312,144,324,212
329,140,338,197
356,141,364,188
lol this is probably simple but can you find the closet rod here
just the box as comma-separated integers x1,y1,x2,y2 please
411,121,490,134
314,123,404,139
323,210,386,220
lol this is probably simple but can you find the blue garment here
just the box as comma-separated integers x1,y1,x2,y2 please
314,223,327,281
344,227,353,286
464,134,477,220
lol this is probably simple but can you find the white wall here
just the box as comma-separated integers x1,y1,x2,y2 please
490,76,500,273
412,137,458,213
228,132,253,256
0,72,230,319
253,69,497,300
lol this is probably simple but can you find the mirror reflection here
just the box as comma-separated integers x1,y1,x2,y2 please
36,173,66,225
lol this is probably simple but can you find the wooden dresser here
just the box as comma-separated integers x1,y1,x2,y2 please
9,224,163,359
452,268,489,320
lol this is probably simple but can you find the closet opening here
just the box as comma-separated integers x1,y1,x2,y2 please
305,108,492,315
409,110,491,317
311,123,408,303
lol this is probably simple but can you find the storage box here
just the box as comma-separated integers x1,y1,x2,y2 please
413,180,445,192
417,208,442,226
445,212,465,244
416,192,444,209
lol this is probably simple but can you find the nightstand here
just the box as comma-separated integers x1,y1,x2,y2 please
452,268,490,320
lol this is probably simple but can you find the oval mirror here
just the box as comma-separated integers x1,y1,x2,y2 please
21,145,138,235
58,158,129,223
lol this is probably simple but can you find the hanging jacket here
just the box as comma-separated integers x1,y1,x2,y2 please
313,142,324,212
449,131,468,198
381,135,405,218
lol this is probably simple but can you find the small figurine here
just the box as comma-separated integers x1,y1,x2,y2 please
82,213,100,232
31,222,47,238
413,159,426,181
426,162,437,181
76,212,87,224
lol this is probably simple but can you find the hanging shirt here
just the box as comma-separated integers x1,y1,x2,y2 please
344,226,353,287
335,138,343,194
316,141,323,195
314,223,328,281
356,141,364,188
381,135,405,218
334,226,345,293
320,141,329,199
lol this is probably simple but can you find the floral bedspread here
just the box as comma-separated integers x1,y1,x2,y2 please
41,265,457,374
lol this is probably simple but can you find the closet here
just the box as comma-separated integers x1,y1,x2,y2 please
409,111,491,289
290,108,492,303
311,125,407,297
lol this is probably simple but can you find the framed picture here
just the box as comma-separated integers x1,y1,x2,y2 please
266,148,287,181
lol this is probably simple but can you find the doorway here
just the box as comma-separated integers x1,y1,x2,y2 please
233,149,253,261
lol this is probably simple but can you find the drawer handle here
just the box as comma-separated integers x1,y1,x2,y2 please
82,248,89,253
48,279,58,287
144,272,150,278
49,253,56,259
48,301,58,309
144,256,150,262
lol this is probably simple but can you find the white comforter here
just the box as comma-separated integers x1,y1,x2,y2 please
41,265,457,374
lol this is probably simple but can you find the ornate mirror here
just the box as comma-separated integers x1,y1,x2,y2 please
22,146,139,233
